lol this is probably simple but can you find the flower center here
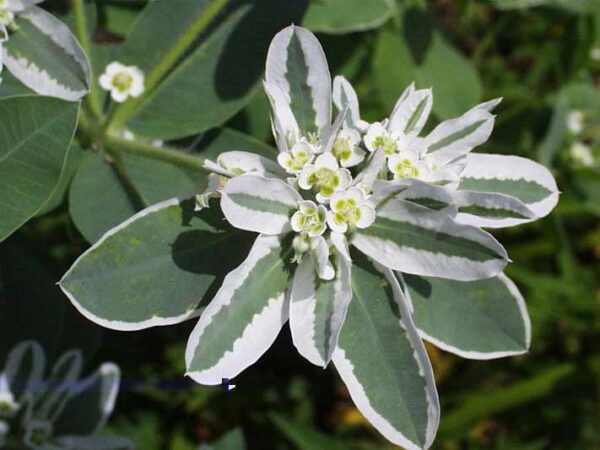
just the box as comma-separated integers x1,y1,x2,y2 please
112,72,134,92
308,167,339,195
373,133,399,155
333,137,352,161
391,158,419,178
286,149,310,172
0,8,14,26
332,198,361,227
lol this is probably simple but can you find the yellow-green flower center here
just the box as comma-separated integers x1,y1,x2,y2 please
308,167,339,196
332,198,361,226
373,134,399,155
295,208,326,235
392,159,419,178
112,72,134,92
285,149,310,172
333,137,352,161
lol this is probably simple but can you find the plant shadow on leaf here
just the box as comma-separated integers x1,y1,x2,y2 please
214,0,308,100
403,273,433,298
171,199,255,308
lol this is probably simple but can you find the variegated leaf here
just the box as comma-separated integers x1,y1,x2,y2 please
332,253,439,450
353,198,508,281
389,87,433,136
289,252,352,367
4,7,90,101
453,190,536,228
185,234,293,385
401,273,531,359
265,25,331,137
221,173,301,235
372,178,456,215
458,153,559,222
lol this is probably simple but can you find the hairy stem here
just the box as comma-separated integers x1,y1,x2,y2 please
106,0,230,132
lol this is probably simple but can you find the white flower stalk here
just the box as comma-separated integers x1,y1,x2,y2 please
99,62,145,103
298,153,352,202
327,187,375,233
566,110,585,135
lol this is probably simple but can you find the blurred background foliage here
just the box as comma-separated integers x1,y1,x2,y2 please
1,0,599,448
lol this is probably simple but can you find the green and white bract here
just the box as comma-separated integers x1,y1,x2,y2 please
0,341,132,450
99,62,145,103
59,24,559,450
0,0,90,100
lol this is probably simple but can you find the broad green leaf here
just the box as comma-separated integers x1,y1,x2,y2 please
116,0,307,140
302,0,394,34
459,153,559,221
185,234,293,385
265,25,331,137
194,128,277,160
69,152,199,243
211,428,245,450
4,7,90,101
332,252,438,450
453,190,536,229
475,0,600,13
289,253,351,367
0,95,79,243
54,363,121,436
373,7,482,120
402,273,531,359
221,174,301,235
353,199,508,281
270,413,349,450
60,198,253,331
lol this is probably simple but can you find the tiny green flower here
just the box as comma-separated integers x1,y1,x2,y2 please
332,128,365,167
277,140,315,174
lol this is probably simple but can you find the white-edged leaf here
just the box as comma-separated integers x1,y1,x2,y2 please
221,173,301,235
453,190,536,228
4,6,90,100
389,88,433,136
353,198,508,281
60,198,252,331
458,153,559,221
4,340,46,402
401,273,531,360
53,363,121,436
264,81,300,152
425,108,494,165
290,252,352,367
215,151,285,177
332,75,367,132
265,25,331,137
332,252,439,450
185,234,292,385
373,178,456,215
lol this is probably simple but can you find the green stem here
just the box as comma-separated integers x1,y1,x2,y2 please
72,0,102,120
104,134,208,173
106,0,230,132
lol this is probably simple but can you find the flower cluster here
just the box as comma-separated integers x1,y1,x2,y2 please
0,341,131,450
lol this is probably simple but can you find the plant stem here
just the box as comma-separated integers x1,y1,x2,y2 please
106,0,230,133
72,0,103,120
104,134,208,173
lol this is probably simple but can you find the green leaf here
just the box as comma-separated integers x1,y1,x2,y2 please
402,273,531,359
69,152,200,243
302,0,394,34
60,198,253,331
194,128,277,160
113,0,307,140
373,7,482,120
332,252,438,450
186,234,293,385
270,413,349,450
0,95,79,243
4,7,90,101
353,199,508,281
474,0,600,13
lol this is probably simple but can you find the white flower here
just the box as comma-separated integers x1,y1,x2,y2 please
332,128,364,167
566,110,585,135
291,201,327,237
298,153,352,202
0,0,42,29
326,187,375,233
277,139,315,174
570,141,594,167
387,150,431,180
364,122,404,155
591,47,600,61
99,62,145,103
0,391,18,418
